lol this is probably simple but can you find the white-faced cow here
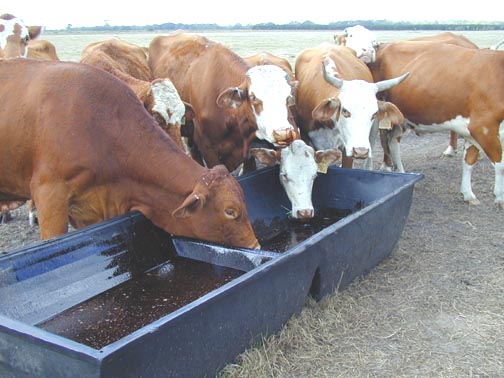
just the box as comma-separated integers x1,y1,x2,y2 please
243,50,342,220
335,26,480,165
250,139,341,219
368,41,504,208
0,14,42,59
0,58,259,248
81,37,194,154
333,25,378,64
148,31,299,172
295,43,408,169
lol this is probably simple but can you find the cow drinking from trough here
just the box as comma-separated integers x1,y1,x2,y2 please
295,44,408,169
148,32,334,221
0,59,259,248
243,50,342,219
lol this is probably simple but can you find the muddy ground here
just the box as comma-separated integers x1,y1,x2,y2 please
1,131,503,377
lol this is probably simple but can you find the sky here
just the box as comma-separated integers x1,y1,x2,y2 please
5,0,503,30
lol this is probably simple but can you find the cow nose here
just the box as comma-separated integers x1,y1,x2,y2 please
352,147,369,159
296,208,314,220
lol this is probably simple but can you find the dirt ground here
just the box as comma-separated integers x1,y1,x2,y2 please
1,131,503,377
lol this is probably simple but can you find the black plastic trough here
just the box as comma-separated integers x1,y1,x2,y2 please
0,167,422,377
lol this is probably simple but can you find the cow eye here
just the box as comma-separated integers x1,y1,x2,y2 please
224,208,238,219
280,173,289,182
342,108,351,118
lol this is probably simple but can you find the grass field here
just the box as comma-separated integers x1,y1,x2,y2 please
45,29,504,63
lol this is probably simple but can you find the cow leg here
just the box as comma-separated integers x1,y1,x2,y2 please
27,200,38,226
495,160,504,208
32,185,69,239
442,131,459,158
460,144,480,205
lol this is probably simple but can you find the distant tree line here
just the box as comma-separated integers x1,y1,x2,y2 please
59,20,504,33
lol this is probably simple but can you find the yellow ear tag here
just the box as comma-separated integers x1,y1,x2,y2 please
317,161,328,174
379,117,392,130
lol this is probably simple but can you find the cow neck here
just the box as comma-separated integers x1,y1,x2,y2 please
112,118,207,213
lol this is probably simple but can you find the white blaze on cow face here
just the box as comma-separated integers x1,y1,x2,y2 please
341,25,377,64
0,17,30,58
279,140,318,219
151,79,186,127
246,65,295,145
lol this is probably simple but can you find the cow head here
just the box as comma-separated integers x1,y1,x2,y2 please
312,58,408,160
149,79,195,155
172,165,259,249
334,25,378,64
250,139,341,221
217,65,298,147
0,14,42,59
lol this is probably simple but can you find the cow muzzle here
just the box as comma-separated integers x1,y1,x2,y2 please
352,147,369,159
273,128,299,146
294,208,315,221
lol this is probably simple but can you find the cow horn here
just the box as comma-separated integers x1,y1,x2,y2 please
322,61,343,89
375,72,410,93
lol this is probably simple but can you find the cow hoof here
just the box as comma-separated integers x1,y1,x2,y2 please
496,200,504,209
465,198,481,206
441,146,457,158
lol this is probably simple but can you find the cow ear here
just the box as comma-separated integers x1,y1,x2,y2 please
217,87,246,109
172,193,204,219
378,101,404,125
315,149,342,166
28,26,42,40
312,98,341,122
184,101,195,121
249,148,281,167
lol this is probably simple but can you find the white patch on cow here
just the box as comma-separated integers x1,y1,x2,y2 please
246,65,294,144
494,120,504,207
279,140,317,219
342,25,377,64
309,127,341,151
334,80,380,157
151,80,185,126
0,17,29,54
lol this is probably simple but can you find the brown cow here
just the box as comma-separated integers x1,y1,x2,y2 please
243,51,295,79
0,58,259,248
27,39,60,61
295,43,407,169
80,37,194,154
368,41,504,208
0,14,42,59
148,31,298,172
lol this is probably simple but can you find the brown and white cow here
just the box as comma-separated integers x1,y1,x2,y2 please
295,43,408,169
335,26,480,163
148,31,298,172
0,58,259,248
243,50,341,220
0,14,42,59
368,41,504,208
80,37,194,154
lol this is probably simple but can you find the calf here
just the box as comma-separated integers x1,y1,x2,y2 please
0,59,259,248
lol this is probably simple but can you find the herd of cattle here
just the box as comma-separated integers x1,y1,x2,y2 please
1,14,503,248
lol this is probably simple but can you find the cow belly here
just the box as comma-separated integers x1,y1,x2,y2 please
308,128,341,150
406,115,470,137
